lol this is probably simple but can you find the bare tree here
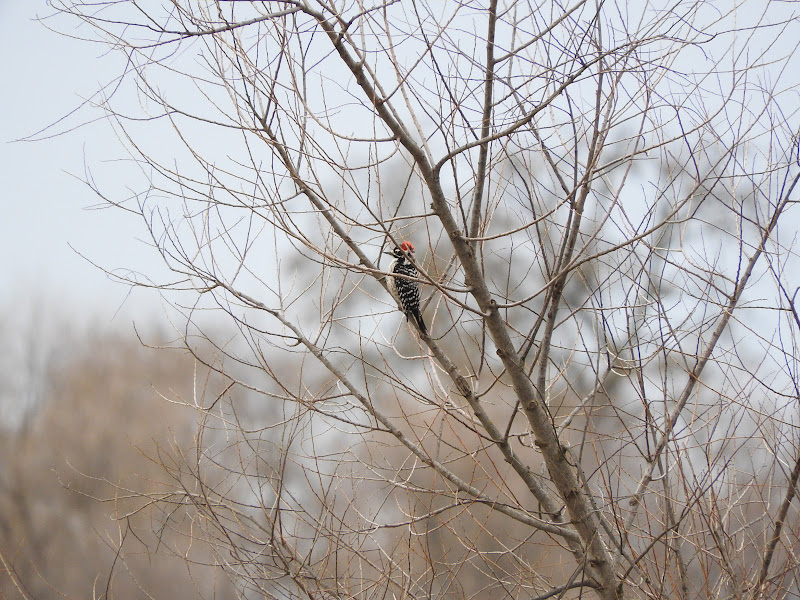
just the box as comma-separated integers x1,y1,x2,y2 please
46,1,800,599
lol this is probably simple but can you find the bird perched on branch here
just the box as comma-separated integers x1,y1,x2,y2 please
384,241,427,334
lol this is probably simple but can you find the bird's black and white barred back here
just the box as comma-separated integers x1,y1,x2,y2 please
385,241,427,334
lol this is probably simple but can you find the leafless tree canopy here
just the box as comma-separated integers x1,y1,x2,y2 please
45,1,800,599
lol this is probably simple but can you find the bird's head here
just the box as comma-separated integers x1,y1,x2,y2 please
385,240,416,259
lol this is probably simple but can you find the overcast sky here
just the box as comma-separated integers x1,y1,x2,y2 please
3,0,798,338
1,0,165,332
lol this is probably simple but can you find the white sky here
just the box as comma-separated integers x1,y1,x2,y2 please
2,0,797,339
1,0,166,332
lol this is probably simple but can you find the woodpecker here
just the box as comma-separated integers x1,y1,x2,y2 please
385,241,428,334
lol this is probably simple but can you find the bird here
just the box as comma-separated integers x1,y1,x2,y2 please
384,241,428,334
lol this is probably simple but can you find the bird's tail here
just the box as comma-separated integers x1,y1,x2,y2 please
413,311,428,335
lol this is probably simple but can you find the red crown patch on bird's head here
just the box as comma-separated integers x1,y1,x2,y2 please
400,241,415,253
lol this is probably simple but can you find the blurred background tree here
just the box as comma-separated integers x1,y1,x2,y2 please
0,327,235,599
